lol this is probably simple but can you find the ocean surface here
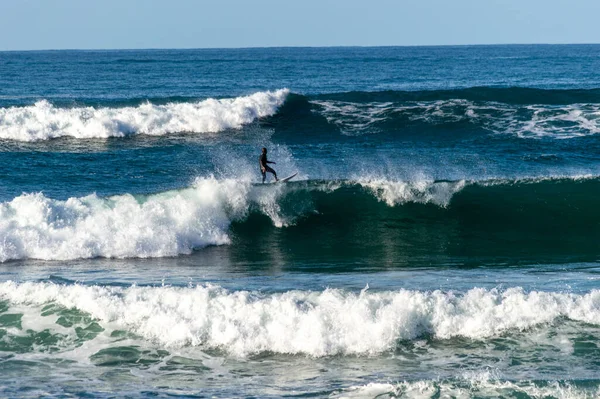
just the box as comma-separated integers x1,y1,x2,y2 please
1,45,600,398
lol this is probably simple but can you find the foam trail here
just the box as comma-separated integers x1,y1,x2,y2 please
312,98,600,139
1,283,600,356
0,89,288,141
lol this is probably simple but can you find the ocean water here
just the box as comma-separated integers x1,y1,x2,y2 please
1,45,600,398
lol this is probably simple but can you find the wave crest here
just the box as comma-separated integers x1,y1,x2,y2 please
0,178,244,261
3,176,600,262
358,179,466,207
0,89,288,141
1,283,600,356
333,379,600,399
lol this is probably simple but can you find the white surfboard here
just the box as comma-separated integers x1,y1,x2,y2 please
278,172,298,183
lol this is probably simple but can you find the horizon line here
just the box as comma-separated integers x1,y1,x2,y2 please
1,42,600,53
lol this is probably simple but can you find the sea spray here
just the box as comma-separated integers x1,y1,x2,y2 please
357,179,466,207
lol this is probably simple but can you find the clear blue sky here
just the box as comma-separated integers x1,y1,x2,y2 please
1,0,599,50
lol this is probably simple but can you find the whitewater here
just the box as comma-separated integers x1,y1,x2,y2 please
0,89,288,141
1,282,600,356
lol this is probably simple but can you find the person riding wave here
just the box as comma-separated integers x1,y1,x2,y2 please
259,147,278,183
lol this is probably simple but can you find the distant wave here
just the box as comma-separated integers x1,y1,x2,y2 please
1,282,600,356
270,88,600,139
0,89,288,141
5,87,600,141
312,87,600,105
311,99,600,139
2,176,600,262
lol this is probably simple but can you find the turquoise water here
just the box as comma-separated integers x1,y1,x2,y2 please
1,45,600,398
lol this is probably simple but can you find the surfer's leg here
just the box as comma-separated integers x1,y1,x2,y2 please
266,166,277,181
261,170,266,183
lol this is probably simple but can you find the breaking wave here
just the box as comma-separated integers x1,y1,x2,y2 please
2,175,600,262
0,177,467,262
0,89,288,141
5,87,600,141
1,282,600,357
333,379,600,399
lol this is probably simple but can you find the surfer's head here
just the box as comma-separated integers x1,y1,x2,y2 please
262,147,267,153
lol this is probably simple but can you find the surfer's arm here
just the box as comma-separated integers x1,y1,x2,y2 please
267,161,276,164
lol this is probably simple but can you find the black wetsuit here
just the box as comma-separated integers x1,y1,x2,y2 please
259,153,277,183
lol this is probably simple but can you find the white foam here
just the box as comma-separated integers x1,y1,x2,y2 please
0,177,307,262
357,179,466,207
0,89,288,141
333,379,600,399
312,100,393,135
2,283,600,357
313,99,600,139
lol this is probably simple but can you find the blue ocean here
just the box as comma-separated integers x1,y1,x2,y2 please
1,45,600,398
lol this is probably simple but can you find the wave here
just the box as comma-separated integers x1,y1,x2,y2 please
0,89,288,141
267,88,600,139
2,176,600,262
333,379,600,399
5,87,600,142
0,177,251,261
1,282,600,356
312,99,600,139
0,177,466,262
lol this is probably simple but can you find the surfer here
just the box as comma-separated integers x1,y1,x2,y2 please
259,147,278,183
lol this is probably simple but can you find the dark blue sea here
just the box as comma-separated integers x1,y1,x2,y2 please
1,45,600,398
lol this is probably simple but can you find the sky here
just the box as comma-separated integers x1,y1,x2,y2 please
1,0,599,50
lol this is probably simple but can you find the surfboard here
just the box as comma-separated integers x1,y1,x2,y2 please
278,172,298,183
